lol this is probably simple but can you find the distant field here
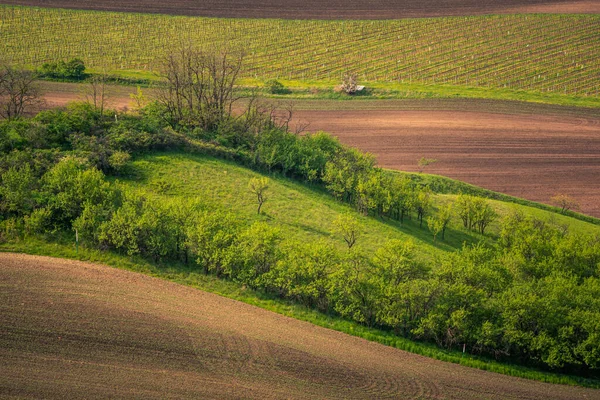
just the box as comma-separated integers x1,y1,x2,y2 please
2,0,599,19
2,6,599,97
2,253,599,399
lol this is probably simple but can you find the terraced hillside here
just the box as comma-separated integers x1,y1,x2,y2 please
2,0,599,18
1,6,599,96
2,253,599,399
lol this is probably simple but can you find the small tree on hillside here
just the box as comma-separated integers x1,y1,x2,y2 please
427,203,452,241
333,213,360,249
129,86,147,112
417,157,438,173
551,193,579,214
249,177,270,215
414,187,432,228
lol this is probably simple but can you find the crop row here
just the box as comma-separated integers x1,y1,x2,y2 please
1,6,598,96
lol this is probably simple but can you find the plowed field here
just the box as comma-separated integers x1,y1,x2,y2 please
2,253,599,399
294,106,600,218
2,0,599,18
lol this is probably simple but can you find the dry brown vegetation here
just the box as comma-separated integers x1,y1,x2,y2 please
2,0,599,18
2,253,599,399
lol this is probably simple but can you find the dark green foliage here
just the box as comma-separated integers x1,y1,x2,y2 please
264,79,287,94
38,58,87,80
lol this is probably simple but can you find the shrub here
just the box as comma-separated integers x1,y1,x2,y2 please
265,79,286,94
24,207,52,237
39,58,86,80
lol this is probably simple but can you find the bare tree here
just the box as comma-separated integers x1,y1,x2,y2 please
0,65,43,120
156,45,245,130
82,73,110,114
341,72,358,95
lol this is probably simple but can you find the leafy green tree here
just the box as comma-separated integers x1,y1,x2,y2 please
455,194,496,235
187,210,240,275
322,148,375,202
389,176,413,222
23,207,51,237
225,222,282,288
295,132,341,182
377,278,440,336
414,186,432,228
0,163,37,216
265,79,286,94
108,151,131,174
333,213,360,249
43,157,115,228
328,251,380,326
39,58,86,80
473,198,497,235
373,239,428,285
417,157,437,173
266,240,338,311
97,195,142,256
427,203,452,241
248,177,270,215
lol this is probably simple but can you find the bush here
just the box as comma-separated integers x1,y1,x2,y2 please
24,207,52,237
265,79,287,94
39,59,86,80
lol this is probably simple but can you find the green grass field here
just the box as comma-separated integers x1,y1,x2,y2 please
118,152,600,262
2,5,599,101
3,150,600,388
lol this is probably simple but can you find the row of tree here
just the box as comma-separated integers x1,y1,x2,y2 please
1,151,598,373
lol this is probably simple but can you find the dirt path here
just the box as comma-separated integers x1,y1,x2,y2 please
3,0,599,19
1,253,598,399
40,89,600,218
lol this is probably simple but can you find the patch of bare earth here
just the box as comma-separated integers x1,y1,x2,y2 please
293,105,600,218
1,253,598,399
2,0,599,19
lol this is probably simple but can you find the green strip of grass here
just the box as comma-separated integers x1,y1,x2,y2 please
2,237,599,389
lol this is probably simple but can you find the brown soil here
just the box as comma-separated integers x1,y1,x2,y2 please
293,107,600,218
2,0,600,19
1,253,599,399
39,89,600,218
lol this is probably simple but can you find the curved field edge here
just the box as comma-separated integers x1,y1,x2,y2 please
2,150,600,387
1,245,599,389
3,6,599,100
